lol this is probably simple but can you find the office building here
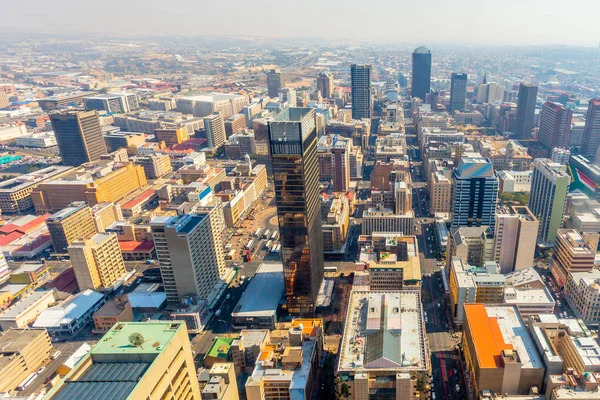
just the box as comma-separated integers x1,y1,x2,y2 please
199,363,239,400
45,321,201,400
462,304,544,396
68,232,127,291
565,269,600,325
515,83,538,140
362,205,414,235
154,127,188,147
224,113,246,138
493,206,539,274
497,170,533,193
528,159,570,244
0,329,53,392
317,71,334,98
31,161,147,213
582,99,600,158
331,138,351,192
83,92,139,114
132,154,173,179
551,147,571,165
46,201,96,253
538,102,573,150
350,64,372,119
551,229,598,286
266,69,283,98
175,92,248,120
15,132,58,148
477,82,505,104
103,131,146,153
449,73,467,112
150,211,226,304
225,131,257,158
50,110,108,166
430,171,452,215
115,111,204,137
451,157,499,231
337,290,430,399
446,226,495,273
268,108,324,315
279,87,297,107
0,165,72,213
322,194,351,254
411,46,432,101
204,112,226,150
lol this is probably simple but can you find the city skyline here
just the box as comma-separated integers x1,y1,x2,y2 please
1,0,600,46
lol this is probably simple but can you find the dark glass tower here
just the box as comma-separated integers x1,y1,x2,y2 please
350,64,372,119
449,73,468,112
268,108,324,315
50,110,107,167
515,83,538,140
267,69,283,98
411,46,432,101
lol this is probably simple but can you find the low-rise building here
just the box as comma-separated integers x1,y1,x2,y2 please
92,298,134,334
15,132,58,148
565,269,600,325
498,170,533,193
0,289,57,331
132,154,173,179
361,205,414,235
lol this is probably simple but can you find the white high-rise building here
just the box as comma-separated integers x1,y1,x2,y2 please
493,206,539,274
150,208,226,304
204,112,226,150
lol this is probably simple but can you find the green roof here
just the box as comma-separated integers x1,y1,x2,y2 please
92,322,183,355
206,337,236,359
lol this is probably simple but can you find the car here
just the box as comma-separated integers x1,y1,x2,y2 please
226,294,231,300
437,303,441,308
37,366,46,374
456,384,460,392
215,309,222,317
431,393,436,400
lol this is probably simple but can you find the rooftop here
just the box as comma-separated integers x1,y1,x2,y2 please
206,337,236,360
92,321,184,355
0,328,47,354
33,289,104,329
232,263,284,318
0,289,55,320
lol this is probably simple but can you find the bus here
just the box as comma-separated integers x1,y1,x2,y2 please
270,231,279,241
324,266,338,273
275,244,281,253
261,229,270,239
17,373,37,391
244,240,254,250
265,240,273,250
253,228,262,238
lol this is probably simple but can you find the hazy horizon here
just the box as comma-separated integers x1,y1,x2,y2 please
2,0,599,47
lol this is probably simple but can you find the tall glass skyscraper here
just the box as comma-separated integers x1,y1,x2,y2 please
449,73,468,112
50,110,107,167
411,46,432,101
268,108,324,315
350,64,372,120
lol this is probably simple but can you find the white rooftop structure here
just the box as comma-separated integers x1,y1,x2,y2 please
33,289,103,329
232,263,284,319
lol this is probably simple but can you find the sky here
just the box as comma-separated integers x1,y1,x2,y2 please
3,0,599,47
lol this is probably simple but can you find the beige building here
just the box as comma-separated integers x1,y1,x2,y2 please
494,206,539,274
0,328,53,392
199,363,239,400
91,202,123,232
430,171,452,215
222,164,267,228
133,154,173,179
462,304,544,396
0,289,57,331
45,321,202,400
92,298,134,333
31,161,147,213
361,205,414,235
322,195,351,254
154,127,188,147
552,229,599,287
68,232,127,291
446,226,495,275
565,269,600,324
46,201,96,253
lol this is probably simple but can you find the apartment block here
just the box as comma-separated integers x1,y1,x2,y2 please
46,201,96,253
430,171,452,215
132,154,173,179
565,269,600,324
493,206,539,274
322,194,351,254
45,321,201,400
155,127,189,147
552,229,599,287
68,232,127,291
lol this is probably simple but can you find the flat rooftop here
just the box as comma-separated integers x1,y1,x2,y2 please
0,290,55,320
92,321,184,356
338,290,428,372
232,263,284,318
0,328,47,354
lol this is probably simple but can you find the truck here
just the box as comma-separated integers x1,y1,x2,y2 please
270,231,279,241
244,240,254,250
253,228,262,238
17,373,37,391
265,240,273,250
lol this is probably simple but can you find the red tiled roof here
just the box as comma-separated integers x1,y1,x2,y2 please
0,214,51,235
45,267,78,293
13,234,52,253
119,240,155,252
121,189,157,210
0,231,23,246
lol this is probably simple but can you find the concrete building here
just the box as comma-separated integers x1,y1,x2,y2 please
498,170,533,193
0,328,53,392
279,87,297,107
317,71,334,98
224,113,246,138
528,159,570,245
231,263,285,330
46,202,96,253
33,289,105,337
451,157,499,230
564,269,600,326
31,161,148,213
132,154,173,179
175,92,248,120
204,112,226,150
322,195,351,255
92,298,134,333
494,206,539,274
538,102,573,150
45,321,201,400
551,147,571,165
350,64,372,119
430,171,452,215
50,110,108,167
0,165,72,213
449,72,468,112
268,108,324,315
222,164,268,228
199,363,239,400
154,126,188,147
317,135,352,192
68,232,127,291
91,202,123,232
477,82,505,104
446,226,495,270
15,132,58,148
462,304,544,396
362,205,414,235
83,92,139,114
114,110,204,136
551,229,598,287
582,99,600,159
337,290,430,399
103,131,146,153
225,130,257,158
0,289,57,331
150,212,226,304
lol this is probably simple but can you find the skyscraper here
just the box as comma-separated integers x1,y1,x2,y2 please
411,46,432,101
331,138,351,192
514,83,538,140
493,206,538,274
538,101,573,149
528,158,570,244
449,73,468,112
350,64,372,120
204,112,226,150
317,71,334,98
268,108,324,315
451,157,498,231
46,201,96,253
582,99,600,158
151,210,226,304
50,110,107,166
267,69,283,98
